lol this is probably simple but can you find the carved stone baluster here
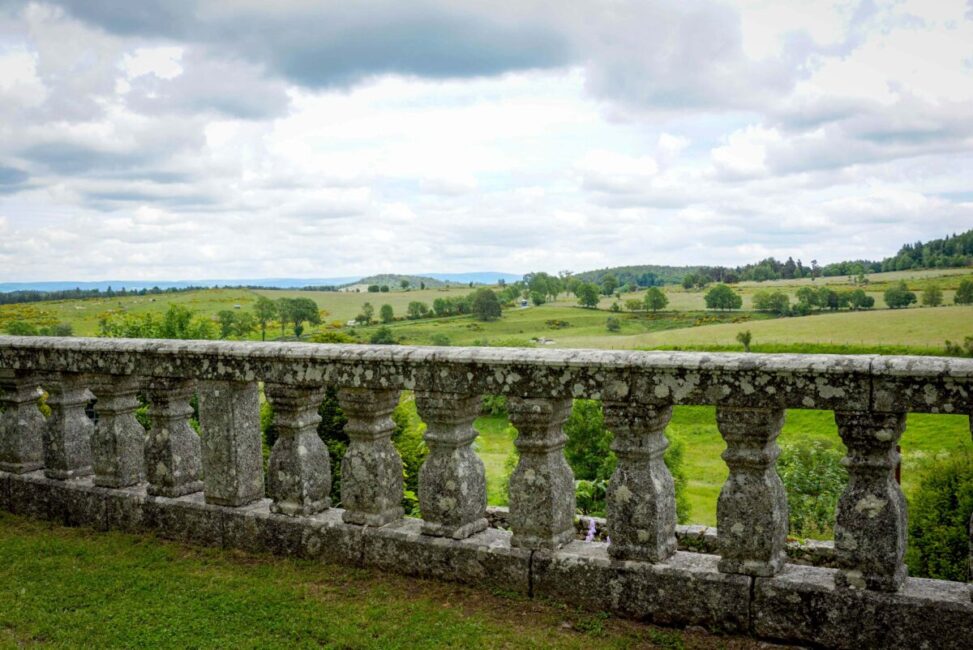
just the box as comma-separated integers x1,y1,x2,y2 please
0,370,45,473
264,383,330,516
145,378,203,497
43,373,94,480
90,375,145,488
198,380,264,507
337,388,403,526
603,401,677,562
507,397,575,550
415,390,487,539
833,411,908,592
715,405,788,576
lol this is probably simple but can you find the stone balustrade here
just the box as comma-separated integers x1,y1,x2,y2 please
0,336,971,648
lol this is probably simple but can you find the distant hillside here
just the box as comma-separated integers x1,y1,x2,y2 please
347,274,446,290
573,265,694,287
345,272,521,290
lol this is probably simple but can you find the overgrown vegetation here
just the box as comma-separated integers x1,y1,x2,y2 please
905,452,973,581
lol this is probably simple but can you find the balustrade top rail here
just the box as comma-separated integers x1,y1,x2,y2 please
1,336,971,414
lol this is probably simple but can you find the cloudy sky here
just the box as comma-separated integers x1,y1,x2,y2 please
1,0,971,282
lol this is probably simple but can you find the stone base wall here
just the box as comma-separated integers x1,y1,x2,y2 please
3,470,970,649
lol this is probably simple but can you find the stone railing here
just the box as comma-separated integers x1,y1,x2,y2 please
0,336,971,648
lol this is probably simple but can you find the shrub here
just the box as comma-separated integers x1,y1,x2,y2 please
369,326,396,344
955,279,973,305
391,393,429,516
777,440,847,538
884,281,917,309
906,452,973,581
921,284,943,307
471,288,502,321
704,284,742,311
605,316,621,332
5,320,38,335
310,330,356,344
481,394,508,417
752,290,789,315
644,286,668,312
736,329,752,352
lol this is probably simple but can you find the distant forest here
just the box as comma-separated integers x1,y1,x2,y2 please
2,229,971,307
576,228,973,287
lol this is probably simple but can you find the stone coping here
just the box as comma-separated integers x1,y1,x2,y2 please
2,336,973,413
2,470,970,649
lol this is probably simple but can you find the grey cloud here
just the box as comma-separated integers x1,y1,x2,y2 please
51,1,573,87
125,48,290,119
0,165,29,194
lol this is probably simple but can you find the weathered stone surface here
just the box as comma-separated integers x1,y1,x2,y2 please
222,500,364,565
48,476,108,530
507,397,575,550
414,390,487,539
43,373,94,480
833,410,907,592
0,470,9,513
532,542,752,632
6,337,940,413
198,380,264,507
753,563,973,649
7,470,52,519
145,378,203,498
337,387,403,526
147,491,224,546
362,517,531,594
90,374,145,488
264,383,330,516
104,483,151,533
0,370,46,473
603,401,676,562
716,405,788,576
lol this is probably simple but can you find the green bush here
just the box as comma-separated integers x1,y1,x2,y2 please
390,393,429,516
777,439,847,538
906,452,973,581
369,326,396,344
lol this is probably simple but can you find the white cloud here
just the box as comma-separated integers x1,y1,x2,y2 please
0,0,971,281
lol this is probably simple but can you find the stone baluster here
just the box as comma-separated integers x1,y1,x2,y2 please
43,373,94,480
506,397,575,550
337,388,403,526
715,405,788,576
603,401,677,562
0,370,46,473
145,378,203,497
198,380,264,507
90,375,145,488
415,390,487,539
832,411,908,591
264,383,330,516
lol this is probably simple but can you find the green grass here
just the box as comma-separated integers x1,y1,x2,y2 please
474,415,516,505
566,305,973,350
474,405,973,529
0,512,763,649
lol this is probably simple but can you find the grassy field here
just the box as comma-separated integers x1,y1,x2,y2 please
565,305,973,350
0,512,761,649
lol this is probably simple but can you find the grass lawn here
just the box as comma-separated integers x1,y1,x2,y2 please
474,406,973,529
0,512,766,649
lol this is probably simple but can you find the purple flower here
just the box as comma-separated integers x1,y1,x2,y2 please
585,517,596,542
